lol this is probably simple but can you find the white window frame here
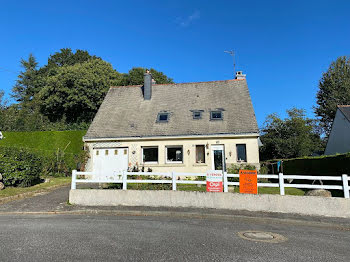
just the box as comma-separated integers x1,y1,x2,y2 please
165,145,183,164
142,146,159,164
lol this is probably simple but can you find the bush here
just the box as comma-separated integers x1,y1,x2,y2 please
227,163,258,182
0,147,42,187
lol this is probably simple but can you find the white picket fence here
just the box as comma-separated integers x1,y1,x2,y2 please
71,170,350,198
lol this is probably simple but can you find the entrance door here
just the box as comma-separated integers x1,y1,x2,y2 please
211,145,225,171
93,148,129,177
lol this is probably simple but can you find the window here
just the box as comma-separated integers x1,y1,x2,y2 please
105,150,109,155
157,113,169,122
96,150,99,156
124,149,127,155
166,146,183,163
236,144,247,162
196,145,205,163
142,147,158,163
114,150,118,155
193,111,202,119
210,111,223,120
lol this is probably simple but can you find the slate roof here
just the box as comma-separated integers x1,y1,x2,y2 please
338,105,350,122
85,79,259,139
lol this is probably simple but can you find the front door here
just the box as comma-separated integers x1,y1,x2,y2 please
211,145,225,171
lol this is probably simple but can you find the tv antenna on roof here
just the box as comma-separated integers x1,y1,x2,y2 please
224,50,236,78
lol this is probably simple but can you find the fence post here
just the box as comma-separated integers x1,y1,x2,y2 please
71,170,77,190
279,172,285,196
122,170,127,190
223,172,228,193
172,172,177,191
342,174,349,199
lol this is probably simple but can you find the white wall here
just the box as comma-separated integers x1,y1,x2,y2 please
325,110,350,155
84,135,260,173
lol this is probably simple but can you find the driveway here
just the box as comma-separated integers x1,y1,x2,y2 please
0,186,70,212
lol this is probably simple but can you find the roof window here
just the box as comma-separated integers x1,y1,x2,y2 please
210,111,223,120
193,111,202,119
157,112,169,122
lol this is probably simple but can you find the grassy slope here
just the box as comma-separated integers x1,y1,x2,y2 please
0,130,86,156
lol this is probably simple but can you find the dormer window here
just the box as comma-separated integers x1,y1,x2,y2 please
210,111,223,120
157,112,169,122
193,111,202,119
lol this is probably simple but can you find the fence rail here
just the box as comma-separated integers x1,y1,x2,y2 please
71,170,350,198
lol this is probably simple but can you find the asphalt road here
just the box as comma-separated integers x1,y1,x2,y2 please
1,186,350,261
0,213,349,262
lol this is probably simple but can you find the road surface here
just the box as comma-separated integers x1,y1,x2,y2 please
0,186,349,261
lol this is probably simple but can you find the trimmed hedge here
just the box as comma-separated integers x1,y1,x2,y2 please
0,147,42,187
283,153,350,176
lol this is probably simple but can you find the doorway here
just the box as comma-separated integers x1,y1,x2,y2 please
211,145,225,171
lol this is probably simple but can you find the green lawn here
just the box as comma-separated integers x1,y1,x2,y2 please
177,184,305,195
0,177,71,199
124,183,305,195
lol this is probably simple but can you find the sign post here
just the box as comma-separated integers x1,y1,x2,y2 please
206,170,223,192
239,170,258,194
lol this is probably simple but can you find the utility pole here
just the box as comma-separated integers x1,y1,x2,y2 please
224,50,235,78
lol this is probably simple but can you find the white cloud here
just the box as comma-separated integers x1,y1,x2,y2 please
177,10,200,27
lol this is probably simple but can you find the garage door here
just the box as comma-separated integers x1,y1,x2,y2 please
93,148,129,177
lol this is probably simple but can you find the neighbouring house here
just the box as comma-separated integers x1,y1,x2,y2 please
324,105,350,155
84,71,260,175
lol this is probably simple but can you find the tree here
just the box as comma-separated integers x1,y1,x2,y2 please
46,48,100,68
122,67,173,85
315,56,350,135
11,54,39,103
38,59,122,123
260,108,324,161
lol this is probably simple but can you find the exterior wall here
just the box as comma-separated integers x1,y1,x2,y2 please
84,135,260,173
325,110,350,155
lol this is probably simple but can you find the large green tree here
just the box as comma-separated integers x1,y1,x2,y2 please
38,59,122,123
122,67,173,85
11,54,39,103
260,108,324,161
315,56,350,135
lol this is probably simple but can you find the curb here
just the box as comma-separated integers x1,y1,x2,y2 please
0,183,70,205
0,209,349,231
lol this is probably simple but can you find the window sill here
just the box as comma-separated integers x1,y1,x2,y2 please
193,163,207,166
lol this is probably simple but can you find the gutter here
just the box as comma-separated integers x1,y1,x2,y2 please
83,132,260,142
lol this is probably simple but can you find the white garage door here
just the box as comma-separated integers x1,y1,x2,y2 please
93,148,129,177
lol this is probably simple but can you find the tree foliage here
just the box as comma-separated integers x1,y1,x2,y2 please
315,56,350,135
1,49,173,131
11,54,39,103
122,67,173,85
260,108,324,161
39,59,122,123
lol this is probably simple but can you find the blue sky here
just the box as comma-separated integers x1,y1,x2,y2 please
1,0,349,127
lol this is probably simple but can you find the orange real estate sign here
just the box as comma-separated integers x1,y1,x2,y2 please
239,170,258,194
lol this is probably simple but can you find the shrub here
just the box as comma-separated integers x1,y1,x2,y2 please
0,147,42,187
227,163,258,182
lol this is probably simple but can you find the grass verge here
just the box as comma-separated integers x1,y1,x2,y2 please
0,177,71,199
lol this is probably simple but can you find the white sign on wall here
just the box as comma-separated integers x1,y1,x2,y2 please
206,170,223,192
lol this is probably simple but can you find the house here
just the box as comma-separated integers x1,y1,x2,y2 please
324,105,350,155
83,71,260,175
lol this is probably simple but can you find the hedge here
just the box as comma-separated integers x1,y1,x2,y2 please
283,153,350,176
0,147,42,187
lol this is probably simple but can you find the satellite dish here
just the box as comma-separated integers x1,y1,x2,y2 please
0,131,3,140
